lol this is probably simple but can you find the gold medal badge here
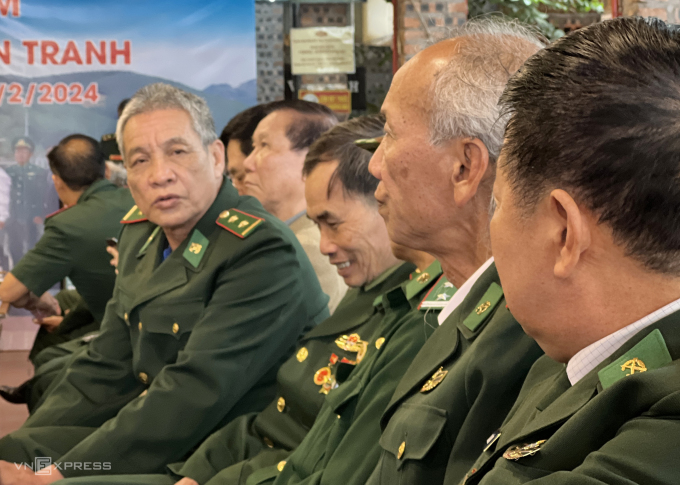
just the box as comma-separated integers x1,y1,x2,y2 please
420,366,448,393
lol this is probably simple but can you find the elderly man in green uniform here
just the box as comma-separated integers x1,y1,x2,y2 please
457,17,680,485
347,20,545,485
0,82,329,485
0,134,134,358
5,137,52,265
46,116,438,485
243,100,347,314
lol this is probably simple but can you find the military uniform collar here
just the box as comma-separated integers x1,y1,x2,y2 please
403,260,443,302
364,263,403,292
77,179,116,204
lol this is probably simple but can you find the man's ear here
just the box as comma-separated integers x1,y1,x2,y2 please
52,174,63,190
210,139,226,178
549,189,591,279
451,138,490,208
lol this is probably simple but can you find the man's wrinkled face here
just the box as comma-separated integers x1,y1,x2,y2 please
306,161,396,287
123,108,224,232
226,139,247,196
14,147,32,165
368,59,455,250
243,110,306,214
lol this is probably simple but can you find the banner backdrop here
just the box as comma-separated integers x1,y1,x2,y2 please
0,0,256,268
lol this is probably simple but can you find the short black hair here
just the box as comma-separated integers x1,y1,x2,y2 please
500,17,680,274
303,114,385,201
267,99,338,151
117,99,130,118
220,104,272,160
48,134,106,191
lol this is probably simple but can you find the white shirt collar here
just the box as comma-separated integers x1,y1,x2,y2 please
566,296,680,385
438,257,495,325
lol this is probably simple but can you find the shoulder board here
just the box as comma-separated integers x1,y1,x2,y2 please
109,154,123,162
121,205,147,224
418,275,457,310
216,209,264,239
404,260,443,302
45,206,71,220
598,329,673,389
461,282,504,334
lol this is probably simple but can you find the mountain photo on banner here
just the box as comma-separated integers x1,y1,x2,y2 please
0,0,257,160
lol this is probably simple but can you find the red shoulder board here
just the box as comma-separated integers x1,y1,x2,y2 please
45,206,71,220
121,205,147,224
216,209,264,239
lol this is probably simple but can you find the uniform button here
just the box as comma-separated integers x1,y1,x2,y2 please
277,397,286,412
397,441,406,460
375,337,385,350
296,347,308,362
138,321,142,331
263,437,274,448
172,323,179,334
124,313,129,324
139,372,148,384
277,461,286,472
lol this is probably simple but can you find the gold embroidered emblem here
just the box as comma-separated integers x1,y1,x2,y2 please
189,243,202,254
421,366,448,393
335,333,365,353
228,215,239,223
219,210,230,219
503,440,547,460
417,272,430,284
475,301,492,315
621,358,647,376
297,347,309,362
239,220,249,228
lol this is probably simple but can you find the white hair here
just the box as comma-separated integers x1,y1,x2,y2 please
429,18,546,161
116,83,218,159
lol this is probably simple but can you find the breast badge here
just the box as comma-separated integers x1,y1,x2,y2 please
502,440,547,460
420,366,448,393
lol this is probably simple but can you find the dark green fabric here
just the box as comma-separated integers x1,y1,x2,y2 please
0,181,330,479
243,265,444,485
461,310,680,485
5,162,49,221
363,263,543,485
29,291,98,363
170,262,414,485
12,179,134,323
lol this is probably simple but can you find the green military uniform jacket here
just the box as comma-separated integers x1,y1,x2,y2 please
12,179,134,324
460,309,680,485
244,261,447,485
169,262,414,485
364,262,543,485
0,181,330,478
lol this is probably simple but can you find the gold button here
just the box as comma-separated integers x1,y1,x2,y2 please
124,313,129,322
139,372,148,384
172,323,179,334
375,337,385,350
138,321,142,331
397,441,406,460
296,347,308,362
277,397,286,412
277,461,286,472
263,437,274,448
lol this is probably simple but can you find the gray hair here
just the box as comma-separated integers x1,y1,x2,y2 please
116,83,218,159
429,18,545,161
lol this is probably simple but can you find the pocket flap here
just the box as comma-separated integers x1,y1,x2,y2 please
380,403,448,461
325,377,363,415
138,298,203,339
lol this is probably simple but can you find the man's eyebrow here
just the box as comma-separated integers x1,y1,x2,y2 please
161,137,191,149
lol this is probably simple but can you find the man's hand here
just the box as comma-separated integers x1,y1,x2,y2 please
107,246,119,274
33,314,65,332
0,461,63,484
175,478,199,485
27,292,61,320
33,216,43,225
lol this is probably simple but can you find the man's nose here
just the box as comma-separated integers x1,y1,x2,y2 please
149,156,176,186
243,151,256,173
319,230,338,257
368,143,384,180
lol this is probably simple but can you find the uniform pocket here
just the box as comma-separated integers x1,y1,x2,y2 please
380,403,448,462
137,298,204,340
